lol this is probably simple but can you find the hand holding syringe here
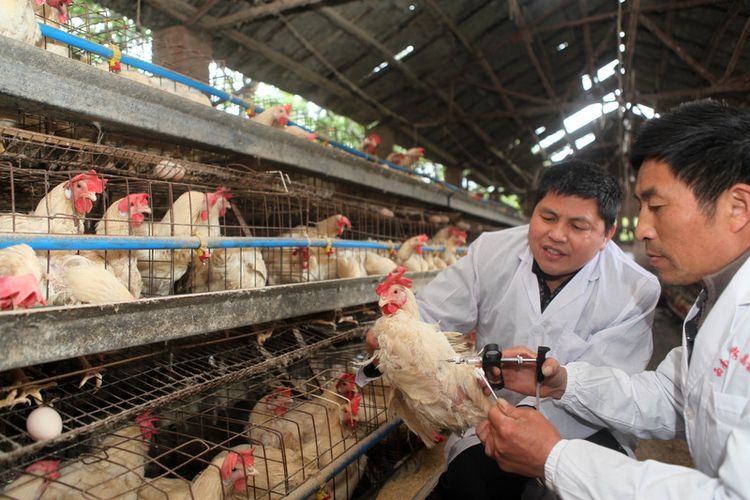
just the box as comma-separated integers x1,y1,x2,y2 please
447,344,551,408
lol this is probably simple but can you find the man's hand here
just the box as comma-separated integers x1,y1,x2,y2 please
476,398,561,478
365,329,379,357
484,346,568,400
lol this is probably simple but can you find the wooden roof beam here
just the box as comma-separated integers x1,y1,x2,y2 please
184,0,221,26
639,13,717,84
721,16,750,82
206,0,325,30
421,0,521,120
701,1,740,69
624,0,640,103
421,0,545,177
509,0,557,100
579,0,596,77
319,5,532,182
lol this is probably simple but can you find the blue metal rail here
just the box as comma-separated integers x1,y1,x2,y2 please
0,233,467,254
37,23,473,194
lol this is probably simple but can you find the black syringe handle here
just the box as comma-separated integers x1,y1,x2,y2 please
481,343,504,390
535,346,551,382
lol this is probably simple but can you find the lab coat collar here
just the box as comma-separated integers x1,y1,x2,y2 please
518,245,603,317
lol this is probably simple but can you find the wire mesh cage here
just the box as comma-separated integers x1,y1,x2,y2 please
0,309,383,499
0,126,472,310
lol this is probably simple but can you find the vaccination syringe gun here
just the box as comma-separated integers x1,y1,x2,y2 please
446,344,551,407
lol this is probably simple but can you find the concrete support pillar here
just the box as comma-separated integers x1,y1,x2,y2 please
152,26,212,83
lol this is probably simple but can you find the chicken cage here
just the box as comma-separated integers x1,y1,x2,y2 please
0,124,475,308
0,121,481,498
0,305,405,499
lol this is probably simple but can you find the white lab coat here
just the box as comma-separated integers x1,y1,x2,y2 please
417,225,661,463
545,255,750,498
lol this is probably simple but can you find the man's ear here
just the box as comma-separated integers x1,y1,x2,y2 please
727,183,750,233
601,223,617,249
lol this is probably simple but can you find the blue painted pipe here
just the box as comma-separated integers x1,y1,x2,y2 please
0,233,462,253
37,23,469,193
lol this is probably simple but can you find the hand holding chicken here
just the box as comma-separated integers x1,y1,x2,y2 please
365,267,492,447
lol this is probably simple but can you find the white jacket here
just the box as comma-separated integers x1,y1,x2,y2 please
417,225,661,463
546,255,750,498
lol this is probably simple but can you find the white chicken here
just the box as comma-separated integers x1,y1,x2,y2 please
135,190,214,295
0,0,41,45
264,214,352,284
138,444,258,500
0,170,106,235
395,234,430,272
250,104,291,128
1,460,61,499
40,412,158,499
385,147,424,169
366,267,492,447
188,187,268,293
78,193,151,298
0,243,46,310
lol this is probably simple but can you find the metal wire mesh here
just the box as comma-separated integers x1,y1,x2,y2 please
0,126,472,305
0,307,375,463
0,308,383,499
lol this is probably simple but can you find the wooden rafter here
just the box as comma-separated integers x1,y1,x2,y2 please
639,13,717,84
463,78,750,119
319,5,532,182
205,0,325,30
487,0,720,53
624,0,640,104
579,0,595,77
275,13,459,164
701,2,741,69
721,16,750,82
509,0,556,100
654,10,675,94
421,0,544,184
184,0,221,26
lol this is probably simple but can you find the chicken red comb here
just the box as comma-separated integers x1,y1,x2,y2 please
411,147,425,156
66,170,107,193
282,103,292,114
416,234,429,243
221,448,256,491
368,134,381,145
336,215,352,234
207,187,232,207
116,193,150,213
375,266,412,297
135,411,159,440
0,274,46,310
449,227,467,241
350,393,361,416
272,387,292,397
335,373,356,388
25,460,61,481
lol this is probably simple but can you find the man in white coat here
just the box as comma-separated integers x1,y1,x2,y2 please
477,99,750,498
362,160,661,498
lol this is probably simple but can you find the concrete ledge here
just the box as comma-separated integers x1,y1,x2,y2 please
0,272,439,370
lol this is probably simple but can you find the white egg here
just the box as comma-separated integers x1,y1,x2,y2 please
26,406,63,441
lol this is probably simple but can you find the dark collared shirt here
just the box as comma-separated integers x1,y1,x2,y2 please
532,260,581,313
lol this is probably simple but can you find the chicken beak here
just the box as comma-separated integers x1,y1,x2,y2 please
141,207,152,214
86,192,97,202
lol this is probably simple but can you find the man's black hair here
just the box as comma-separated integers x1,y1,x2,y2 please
630,99,750,217
534,159,621,232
